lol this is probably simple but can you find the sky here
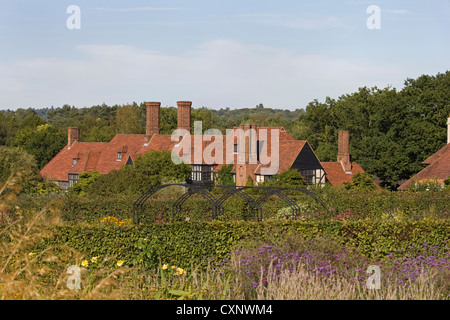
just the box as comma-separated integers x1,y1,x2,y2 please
0,0,449,111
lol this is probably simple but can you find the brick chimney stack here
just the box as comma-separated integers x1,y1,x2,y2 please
145,102,161,139
177,101,192,132
235,124,258,187
68,127,80,147
337,131,352,173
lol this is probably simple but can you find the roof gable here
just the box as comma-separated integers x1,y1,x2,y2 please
321,161,365,186
399,143,450,190
423,143,450,164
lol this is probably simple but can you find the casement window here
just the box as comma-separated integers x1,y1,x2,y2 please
300,169,316,185
68,173,79,188
255,174,271,184
191,165,214,182
117,152,122,161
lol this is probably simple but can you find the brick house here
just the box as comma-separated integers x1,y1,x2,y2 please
40,101,365,189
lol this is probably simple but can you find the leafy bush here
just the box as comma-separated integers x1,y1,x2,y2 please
83,150,191,197
0,146,39,194
343,172,377,191
262,168,306,188
42,219,449,272
215,164,235,186
69,171,103,197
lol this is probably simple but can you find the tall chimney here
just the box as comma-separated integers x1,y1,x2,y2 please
238,124,258,164
68,127,80,147
145,102,161,138
447,113,450,144
235,124,258,187
337,131,352,172
177,101,192,132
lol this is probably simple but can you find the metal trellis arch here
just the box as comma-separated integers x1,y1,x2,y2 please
132,184,328,224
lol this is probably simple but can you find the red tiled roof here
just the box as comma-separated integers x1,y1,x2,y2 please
40,142,107,181
39,127,310,182
254,140,307,175
321,161,365,186
422,143,450,164
399,144,450,190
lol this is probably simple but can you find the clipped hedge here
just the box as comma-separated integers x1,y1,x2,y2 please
13,190,449,225
43,219,449,271
317,189,450,220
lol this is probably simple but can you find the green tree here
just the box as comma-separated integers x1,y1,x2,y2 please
11,124,66,169
216,164,235,186
159,107,178,134
115,104,143,134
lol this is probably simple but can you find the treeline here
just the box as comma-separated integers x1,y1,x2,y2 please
1,71,449,188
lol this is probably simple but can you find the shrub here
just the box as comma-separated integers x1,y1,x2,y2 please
41,219,449,272
262,169,306,188
343,172,377,191
215,164,235,186
69,171,103,197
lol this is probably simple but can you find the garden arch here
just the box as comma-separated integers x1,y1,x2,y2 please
132,184,328,224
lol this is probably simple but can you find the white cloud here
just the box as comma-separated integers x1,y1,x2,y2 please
0,40,405,110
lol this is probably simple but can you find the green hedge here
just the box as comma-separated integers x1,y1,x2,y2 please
316,189,450,220
43,219,449,271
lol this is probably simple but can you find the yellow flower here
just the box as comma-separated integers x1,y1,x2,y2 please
81,260,89,267
28,252,36,259
116,260,124,267
162,264,168,270
171,265,176,270
176,267,186,276
91,257,98,263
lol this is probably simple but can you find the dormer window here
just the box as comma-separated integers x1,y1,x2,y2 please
117,152,122,161
72,158,77,167
234,144,238,154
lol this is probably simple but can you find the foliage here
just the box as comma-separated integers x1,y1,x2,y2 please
133,149,192,183
215,164,235,186
35,180,62,196
11,124,66,169
75,150,191,197
445,176,450,189
343,172,377,191
262,168,306,188
115,104,142,134
0,146,39,194
45,218,449,274
297,72,450,188
2,173,449,300
69,171,104,197
85,166,161,198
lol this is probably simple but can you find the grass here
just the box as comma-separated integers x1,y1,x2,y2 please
0,171,449,300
